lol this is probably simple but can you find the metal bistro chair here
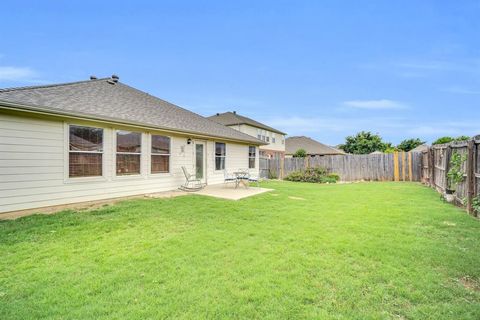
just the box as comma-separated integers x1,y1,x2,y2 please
235,169,251,188
247,170,260,187
179,166,205,192
223,170,237,187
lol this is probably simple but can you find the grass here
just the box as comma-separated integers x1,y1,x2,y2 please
1,181,480,319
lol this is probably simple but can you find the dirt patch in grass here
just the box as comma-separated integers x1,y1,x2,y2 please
288,196,306,201
443,221,457,226
459,276,480,292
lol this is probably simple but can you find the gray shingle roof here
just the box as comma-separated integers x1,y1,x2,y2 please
207,112,286,135
286,136,346,155
0,78,265,145
410,144,429,152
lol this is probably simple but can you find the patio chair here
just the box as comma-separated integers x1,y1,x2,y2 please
224,170,237,186
179,166,205,192
247,171,260,187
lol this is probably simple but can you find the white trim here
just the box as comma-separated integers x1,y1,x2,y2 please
149,133,172,175
194,140,207,183
64,122,107,183
114,129,143,178
248,145,256,169
214,141,226,171
0,104,264,146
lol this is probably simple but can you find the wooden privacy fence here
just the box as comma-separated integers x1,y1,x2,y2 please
260,136,479,217
260,152,423,182
422,136,480,216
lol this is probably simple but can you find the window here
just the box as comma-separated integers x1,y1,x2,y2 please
266,136,270,142
215,142,226,170
116,131,141,175
151,135,170,173
257,129,262,140
272,133,276,143
69,125,103,178
249,146,256,169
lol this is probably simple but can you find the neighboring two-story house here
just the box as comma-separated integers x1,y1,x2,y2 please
208,111,286,159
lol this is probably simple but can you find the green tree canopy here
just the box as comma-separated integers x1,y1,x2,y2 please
339,131,389,154
432,136,455,145
455,135,470,142
432,136,471,145
397,138,425,152
293,148,307,158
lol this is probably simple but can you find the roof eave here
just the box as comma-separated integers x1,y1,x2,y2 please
0,100,266,146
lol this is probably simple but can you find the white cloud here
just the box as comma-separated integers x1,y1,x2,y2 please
0,66,38,81
263,115,479,144
343,99,407,110
359,59,480,78
443,86,480,95
396,61,454,71
264,115,406,134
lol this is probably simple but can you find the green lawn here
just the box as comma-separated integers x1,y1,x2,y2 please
1,182,480,319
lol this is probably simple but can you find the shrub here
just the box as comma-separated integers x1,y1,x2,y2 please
284,167,339,183
447,151,467,191
473,196,480,215
268,170,278,179
293,149,307,158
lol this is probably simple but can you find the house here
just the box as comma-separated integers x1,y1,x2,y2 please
0,76,266,213
208,111,286,159
285,136,346,157
410,144,429,153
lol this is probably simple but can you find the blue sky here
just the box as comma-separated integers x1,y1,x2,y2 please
0,1,478,145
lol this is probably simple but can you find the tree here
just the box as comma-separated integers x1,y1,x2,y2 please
432,136,454,145
455,135,470,142
397,138,425,152
339,131,389,154
384,144,397,154
293,148,307,158
432,136,470,145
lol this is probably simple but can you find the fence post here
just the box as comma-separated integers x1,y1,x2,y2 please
444,145,452,191
429,148,435,187
466,140,475,216
393,152,399,181
280,157,284,180
408,152,413,182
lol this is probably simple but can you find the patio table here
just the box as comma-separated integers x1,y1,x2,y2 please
233,171,249,188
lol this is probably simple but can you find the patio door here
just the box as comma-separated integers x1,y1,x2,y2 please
194,141,207,183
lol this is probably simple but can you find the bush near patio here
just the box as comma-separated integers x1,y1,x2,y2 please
284,167,340,183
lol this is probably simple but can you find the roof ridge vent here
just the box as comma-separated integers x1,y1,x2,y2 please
106,74,119,85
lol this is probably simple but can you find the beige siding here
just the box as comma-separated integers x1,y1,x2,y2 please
237,124,285,152
0,113,259,213
205,141,257,185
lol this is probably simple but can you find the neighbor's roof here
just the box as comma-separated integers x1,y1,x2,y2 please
207,111,286,135
410,144,429,152
0,78,265,145
285,136,346,155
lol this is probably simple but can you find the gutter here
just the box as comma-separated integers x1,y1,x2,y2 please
0,100,268,146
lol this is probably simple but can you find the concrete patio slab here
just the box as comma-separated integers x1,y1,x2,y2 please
194,184,272,200
0,185,270,220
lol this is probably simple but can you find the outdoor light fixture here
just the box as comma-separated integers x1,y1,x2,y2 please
187,138,192,144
